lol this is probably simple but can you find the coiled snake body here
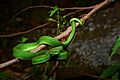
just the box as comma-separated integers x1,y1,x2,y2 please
13,18,84,64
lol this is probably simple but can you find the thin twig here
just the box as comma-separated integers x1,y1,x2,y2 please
64,9,83,18
82,0,111,21
0,22,50,38
62,5,96,10
8,5,95,23
80,73,102,79
0,58,19,69
0,0,113,69
49,61,59,76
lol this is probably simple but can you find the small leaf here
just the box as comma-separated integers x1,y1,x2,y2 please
109,36,120,60
60,8,64,11
47,18,56,22
21,37,28,43
49,6,59,17
100,63,120,79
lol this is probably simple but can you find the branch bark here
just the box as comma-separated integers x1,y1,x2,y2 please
0,0,113,69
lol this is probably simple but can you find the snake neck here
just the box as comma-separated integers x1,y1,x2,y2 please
63,21,75,47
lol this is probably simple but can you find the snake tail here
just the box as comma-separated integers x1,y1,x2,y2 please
63,21,76,46
63,18,84,46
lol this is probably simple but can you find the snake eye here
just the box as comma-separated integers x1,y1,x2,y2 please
49,50,60,56
53,50,59,55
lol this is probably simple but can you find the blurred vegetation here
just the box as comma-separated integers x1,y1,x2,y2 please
100,36,120,80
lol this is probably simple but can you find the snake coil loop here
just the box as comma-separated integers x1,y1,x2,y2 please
13,18,84,64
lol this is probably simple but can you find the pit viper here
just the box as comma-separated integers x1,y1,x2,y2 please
13,18,84,64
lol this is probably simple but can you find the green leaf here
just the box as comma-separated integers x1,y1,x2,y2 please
60,8,64,11
18,37,28,43
47,18,56,22
49,6,59,17
22,37,28,43
109,36,120,60
100,63,120,79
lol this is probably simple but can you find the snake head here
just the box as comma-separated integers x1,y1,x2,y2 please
48,46,63,56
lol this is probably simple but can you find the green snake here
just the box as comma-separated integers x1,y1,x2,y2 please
13,18,84,64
